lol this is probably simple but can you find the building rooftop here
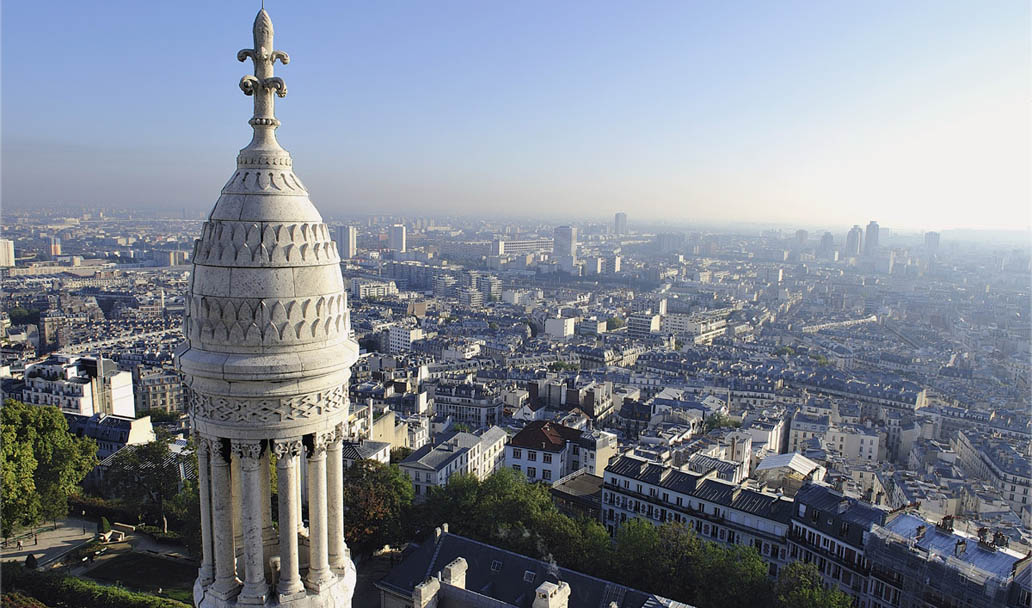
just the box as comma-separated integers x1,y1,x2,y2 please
376,531,692,608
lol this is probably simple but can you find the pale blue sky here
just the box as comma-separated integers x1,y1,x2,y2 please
2,1,1028,230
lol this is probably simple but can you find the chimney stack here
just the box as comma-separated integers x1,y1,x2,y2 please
413,578,440,608
441,557,467,589
532,581,571,608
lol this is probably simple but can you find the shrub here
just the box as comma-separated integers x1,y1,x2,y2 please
1,565,188,608
135,526,184,545
23,555,37,570
2,592,50,608
99,518,111,534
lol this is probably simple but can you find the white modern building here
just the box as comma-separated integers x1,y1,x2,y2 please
389,224,407,253
544,317,575,339
388,324,424,354
336,225,357,259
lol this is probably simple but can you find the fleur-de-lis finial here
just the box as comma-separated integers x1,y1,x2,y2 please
237,9,290,138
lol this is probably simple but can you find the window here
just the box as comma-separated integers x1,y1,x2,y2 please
512,448,522,459
513,464,521,472
528,467,536,478
543,470,552,481
528,451,537,462
523,570,536,583
543,453,552,464
491,560,502,572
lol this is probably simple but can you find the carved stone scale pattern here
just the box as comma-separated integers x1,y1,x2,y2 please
192,221,338,266
184,293,347,347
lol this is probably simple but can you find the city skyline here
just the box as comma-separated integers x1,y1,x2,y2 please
2,1,1029,231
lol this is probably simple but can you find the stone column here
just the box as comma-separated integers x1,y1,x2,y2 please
210,438,240,599
274,438,305,600
326,423,349,570
260,448,276,571
234,440,268,605
305,432,332,590
232,454,244,547
196,435,215,586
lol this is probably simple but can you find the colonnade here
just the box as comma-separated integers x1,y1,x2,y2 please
194,423,349,603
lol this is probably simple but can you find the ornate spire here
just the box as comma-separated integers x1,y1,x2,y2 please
237,9,290,154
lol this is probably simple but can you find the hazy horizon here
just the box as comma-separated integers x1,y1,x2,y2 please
3,1,1029,232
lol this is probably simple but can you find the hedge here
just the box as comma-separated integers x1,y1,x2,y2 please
2,592,50,608
135,526,184,545
68,496,137,527
0,565,189,608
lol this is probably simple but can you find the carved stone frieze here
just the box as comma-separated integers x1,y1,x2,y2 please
187,385,347,424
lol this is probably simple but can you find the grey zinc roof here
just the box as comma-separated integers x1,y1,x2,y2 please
401,442,469,473
882,513,1022,581
376,532,692,608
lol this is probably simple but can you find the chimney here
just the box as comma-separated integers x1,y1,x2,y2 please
954,539,966,558
441,557,467,589
441,523,449,534
434,526,442,540
413,578,441,608
532,581,571,608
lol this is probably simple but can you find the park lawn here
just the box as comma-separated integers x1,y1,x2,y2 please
85,552,195,599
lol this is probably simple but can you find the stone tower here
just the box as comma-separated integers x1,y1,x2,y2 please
176,8,358,608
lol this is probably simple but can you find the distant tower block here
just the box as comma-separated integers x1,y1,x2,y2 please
176,9,358,608
614,212,627,235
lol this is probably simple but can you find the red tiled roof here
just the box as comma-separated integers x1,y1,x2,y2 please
509,420,581,451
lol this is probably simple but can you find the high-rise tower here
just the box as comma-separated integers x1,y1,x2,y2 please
337,225,357,259
865,221,879,256
389,224,406,253
845,225,863,257
176,9,358,607
614,212,627,235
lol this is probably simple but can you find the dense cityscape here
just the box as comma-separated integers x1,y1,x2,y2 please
2,202,1030,607
2,4,1030,608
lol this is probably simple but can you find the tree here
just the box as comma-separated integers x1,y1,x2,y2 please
7,307,40,326
692,542,770,608
340,460,413,554
606,317,625,331
703,413,741,432
389,447,413,464
1,400,97,537
613,518,660,587
105,441,181,531
774,561,852,608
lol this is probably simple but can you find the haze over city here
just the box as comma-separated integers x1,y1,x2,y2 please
3,0,1029,231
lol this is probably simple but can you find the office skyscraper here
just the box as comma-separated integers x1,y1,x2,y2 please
337,225,357,259
845,225,862,257
0,239,14,268
925,231,940,252
614,212,628,235
865,221,879,256
819,232,835,258
389,224,406,253
553,225,577,258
